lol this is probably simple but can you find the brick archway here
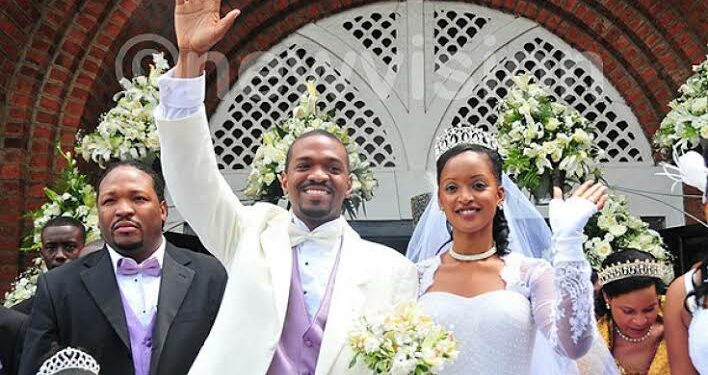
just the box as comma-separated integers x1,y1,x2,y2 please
0,0,706,287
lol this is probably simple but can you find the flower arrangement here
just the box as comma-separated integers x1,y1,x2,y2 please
653,53,708,156
347,301,458,375
497,73,602,192
3,257,45,308
22,145,100,252
244,81,378,217
583,194,674,282
75,53,169,168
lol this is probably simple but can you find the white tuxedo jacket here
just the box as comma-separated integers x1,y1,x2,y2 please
156,107,418,375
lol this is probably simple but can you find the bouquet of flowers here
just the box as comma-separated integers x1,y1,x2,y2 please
75,52,169,168
497,73,602,193
22,145,100,252
653,53,708,156
3,257,45,307
244,81,377,216
347,301,458,375
583,194,674,282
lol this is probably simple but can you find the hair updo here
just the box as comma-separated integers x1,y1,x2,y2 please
595,248,665,317
435,143,510,256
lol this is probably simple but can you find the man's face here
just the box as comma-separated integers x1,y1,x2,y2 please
97,166,166,260
280,134,352,230
40,225,84,269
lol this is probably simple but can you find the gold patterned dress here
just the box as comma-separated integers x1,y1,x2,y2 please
597,316,670,375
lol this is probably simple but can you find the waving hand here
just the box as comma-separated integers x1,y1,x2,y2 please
174,0,240,77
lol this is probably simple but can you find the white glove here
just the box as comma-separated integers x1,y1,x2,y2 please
548,196,597,239
548,182,606,263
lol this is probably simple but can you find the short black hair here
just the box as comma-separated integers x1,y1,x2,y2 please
284,129,350,171
42,216,86,243
96,160,165,201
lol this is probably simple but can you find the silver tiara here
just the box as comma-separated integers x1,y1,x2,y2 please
434,127,498,159
598,259,665,287
36,347,101,375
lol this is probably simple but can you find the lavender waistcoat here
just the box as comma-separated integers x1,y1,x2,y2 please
267,244,342,375
120,292,156,375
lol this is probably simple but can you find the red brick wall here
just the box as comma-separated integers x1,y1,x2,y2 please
1,0,706,292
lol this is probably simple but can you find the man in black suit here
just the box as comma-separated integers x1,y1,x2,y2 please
12,216,87,315
20,161,227,375
0,306,26,375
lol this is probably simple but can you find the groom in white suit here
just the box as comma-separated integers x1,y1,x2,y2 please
154,1,418,374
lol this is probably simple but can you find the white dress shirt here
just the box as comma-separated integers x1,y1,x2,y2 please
291,215,343,319
106,237,166,326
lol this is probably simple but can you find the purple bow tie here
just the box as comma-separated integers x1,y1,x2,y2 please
117,257,161,277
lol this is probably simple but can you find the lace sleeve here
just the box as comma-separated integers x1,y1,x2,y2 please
523,256,594,359
416,256,441,298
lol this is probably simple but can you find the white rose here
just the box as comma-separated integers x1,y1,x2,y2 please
545,117,560,131
609,224,627,237
595,241,613,258
690,97,707,115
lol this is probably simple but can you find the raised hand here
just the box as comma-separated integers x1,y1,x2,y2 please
174,0,240,77
549,180,608,238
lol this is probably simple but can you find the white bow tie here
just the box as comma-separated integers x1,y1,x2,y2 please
288,221,343,248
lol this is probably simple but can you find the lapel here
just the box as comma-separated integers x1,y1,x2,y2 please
316,227,370,375
150,243,195,375
259,212,293,326
80,249,131,350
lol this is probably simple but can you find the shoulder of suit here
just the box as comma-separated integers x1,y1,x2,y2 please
43,250,105,281
166,242,226,273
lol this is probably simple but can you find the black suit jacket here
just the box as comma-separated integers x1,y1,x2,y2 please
0,306,27,375
10,298,32,316
19,243,227,375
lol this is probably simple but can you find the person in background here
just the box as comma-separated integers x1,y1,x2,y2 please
19,161,228,375
12,217,86,315
594,249,669,375
664,146,708,375
0,306,27,375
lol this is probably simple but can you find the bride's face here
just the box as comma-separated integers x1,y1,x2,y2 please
605,285,660,338
437,151,504,236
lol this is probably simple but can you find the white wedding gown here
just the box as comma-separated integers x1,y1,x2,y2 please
685,268,708,374
417,251,595,375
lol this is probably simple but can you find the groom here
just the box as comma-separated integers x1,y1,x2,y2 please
154,1,418,374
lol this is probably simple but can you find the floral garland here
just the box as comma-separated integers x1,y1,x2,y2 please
3,257,45,308
497,73,602,191
75,53,169,168
347,301,458,374
583,194,674,283
244,81,378,217
653,53,708,156
22,145,100,253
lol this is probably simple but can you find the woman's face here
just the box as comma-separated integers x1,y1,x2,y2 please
605,285,660,338
437,151,504,236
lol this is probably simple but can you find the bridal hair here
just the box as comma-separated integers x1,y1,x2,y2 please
435,142,510,256
595,248,665,317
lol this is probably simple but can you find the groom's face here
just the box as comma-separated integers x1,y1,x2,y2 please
281,134,352,230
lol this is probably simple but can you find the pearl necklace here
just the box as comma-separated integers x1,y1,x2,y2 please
614,324,653,344
449,245,497,262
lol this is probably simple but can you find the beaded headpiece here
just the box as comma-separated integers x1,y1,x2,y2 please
434,126,498,159
36,347,101,375
598,259,665,287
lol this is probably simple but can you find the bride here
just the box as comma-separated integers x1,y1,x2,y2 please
410,127,609,374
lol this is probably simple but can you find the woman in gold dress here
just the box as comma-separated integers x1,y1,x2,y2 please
595,248,670,375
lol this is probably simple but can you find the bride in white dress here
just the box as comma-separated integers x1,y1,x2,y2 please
410,129,609,375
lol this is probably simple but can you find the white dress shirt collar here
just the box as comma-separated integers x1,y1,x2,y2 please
106,236,167,274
